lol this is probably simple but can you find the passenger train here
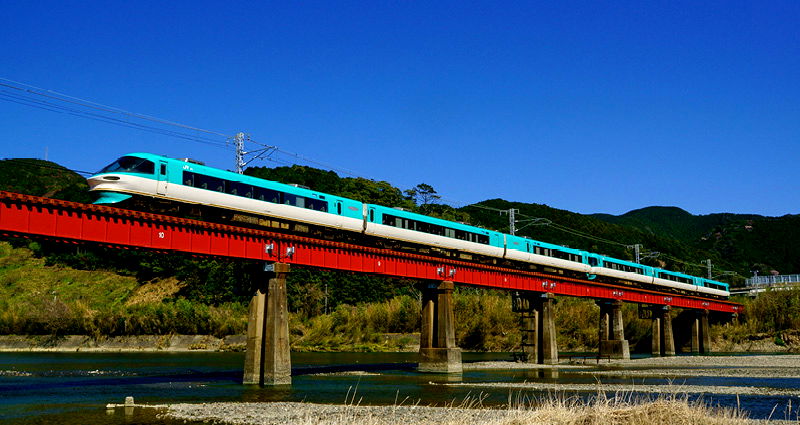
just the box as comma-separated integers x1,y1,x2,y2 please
87,153,730,298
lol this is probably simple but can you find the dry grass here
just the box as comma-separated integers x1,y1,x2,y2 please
125,277,186,306
165,391,754,425
505,392,750,425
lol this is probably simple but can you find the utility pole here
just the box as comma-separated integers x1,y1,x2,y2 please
233,132,247,174
705,259,712,279
508,208,518,235
627,244,642,263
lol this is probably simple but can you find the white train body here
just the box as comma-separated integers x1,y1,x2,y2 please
88,153,730,299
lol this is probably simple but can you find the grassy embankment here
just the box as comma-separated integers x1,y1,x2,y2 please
0,242,246,338
2,241,798,352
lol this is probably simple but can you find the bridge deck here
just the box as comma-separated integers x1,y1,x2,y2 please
0,191,741,313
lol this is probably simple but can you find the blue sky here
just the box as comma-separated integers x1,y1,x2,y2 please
1,1,798,216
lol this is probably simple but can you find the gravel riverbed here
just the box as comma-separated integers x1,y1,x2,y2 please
159,355,800,425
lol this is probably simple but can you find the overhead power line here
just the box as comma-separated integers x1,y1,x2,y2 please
0,78,230,138
0,77,365,177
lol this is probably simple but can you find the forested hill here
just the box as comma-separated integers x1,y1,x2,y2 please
0,158,91,203
592,206,763,245
2,158,798,285
591,206,800,279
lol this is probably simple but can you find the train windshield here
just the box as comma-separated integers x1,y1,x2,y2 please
98,156,155,175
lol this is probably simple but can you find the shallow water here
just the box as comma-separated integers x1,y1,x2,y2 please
1,351,798,424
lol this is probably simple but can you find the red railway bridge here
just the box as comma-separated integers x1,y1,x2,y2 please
0,191,741,384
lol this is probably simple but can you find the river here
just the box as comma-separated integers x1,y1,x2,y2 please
1,351,798,424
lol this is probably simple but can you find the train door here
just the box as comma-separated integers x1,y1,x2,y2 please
156,161,168,195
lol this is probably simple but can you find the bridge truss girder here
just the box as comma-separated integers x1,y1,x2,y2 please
0,191,742,314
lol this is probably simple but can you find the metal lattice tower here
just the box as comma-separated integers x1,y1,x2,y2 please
233,132,247,174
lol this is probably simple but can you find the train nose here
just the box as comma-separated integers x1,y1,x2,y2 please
87,175,122,189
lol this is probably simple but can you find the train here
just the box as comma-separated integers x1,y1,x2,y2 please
87,152,730,298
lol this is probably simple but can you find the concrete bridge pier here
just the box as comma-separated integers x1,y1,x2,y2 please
691,309,711,354
597,300,630,359
418,280,462,373
243,263,291,385
516,292,558,364
651,306,675,356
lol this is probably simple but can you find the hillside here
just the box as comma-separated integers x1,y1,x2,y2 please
592,206,762,245
592,206,800,277
0,158,91,203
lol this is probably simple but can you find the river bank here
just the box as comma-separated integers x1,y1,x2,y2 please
0,334,247,352
0,333,424,352
0,332,793,353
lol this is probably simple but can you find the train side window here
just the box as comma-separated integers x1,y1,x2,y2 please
588,257,598,266
253,187,281,203
306,198,327,211
225,182,252,198
183,171,195,186
160,164,167,175
337,202,342,215
369,209,375,222
194,174,225,192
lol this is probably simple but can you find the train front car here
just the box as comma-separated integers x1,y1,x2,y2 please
87,153,163,204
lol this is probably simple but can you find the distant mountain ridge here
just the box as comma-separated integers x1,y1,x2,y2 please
590,206,799,279
592,206,765,245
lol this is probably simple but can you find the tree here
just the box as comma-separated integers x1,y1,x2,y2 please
404,183,441,206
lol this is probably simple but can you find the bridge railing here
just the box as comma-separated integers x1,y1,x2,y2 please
745,274,800,287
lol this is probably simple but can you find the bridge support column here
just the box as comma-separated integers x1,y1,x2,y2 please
691,309,711,354
514,292,557,364
597,300,630,360
520,307,538,362
536,293,559,364
651,306,675,357
243,263,291,385
418,281,462,373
